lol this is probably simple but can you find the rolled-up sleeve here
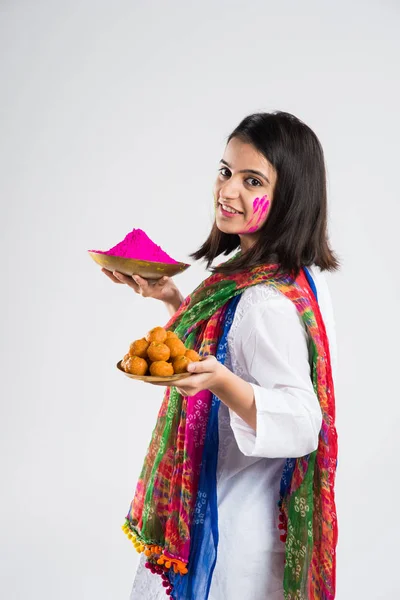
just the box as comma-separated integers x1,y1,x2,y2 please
228,290,323,459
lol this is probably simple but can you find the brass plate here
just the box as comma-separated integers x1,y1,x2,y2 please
88,251,190,280
116,361,192,383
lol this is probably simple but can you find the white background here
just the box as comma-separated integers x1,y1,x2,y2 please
1,1,399,599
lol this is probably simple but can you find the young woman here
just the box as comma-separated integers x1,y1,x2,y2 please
103,111,339,600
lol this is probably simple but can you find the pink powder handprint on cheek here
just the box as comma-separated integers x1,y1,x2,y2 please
241,195,270,233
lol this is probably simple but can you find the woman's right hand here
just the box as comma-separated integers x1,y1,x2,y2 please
101,269,184,315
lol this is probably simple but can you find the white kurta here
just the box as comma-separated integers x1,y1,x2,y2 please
129,265,337,600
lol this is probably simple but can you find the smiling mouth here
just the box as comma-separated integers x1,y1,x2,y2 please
219,202,243,215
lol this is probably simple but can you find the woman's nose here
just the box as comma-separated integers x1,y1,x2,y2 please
219,178,240,199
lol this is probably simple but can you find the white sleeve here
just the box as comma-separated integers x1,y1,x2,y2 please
228,289,323,459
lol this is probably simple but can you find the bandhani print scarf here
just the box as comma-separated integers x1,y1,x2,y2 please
122,262,338,600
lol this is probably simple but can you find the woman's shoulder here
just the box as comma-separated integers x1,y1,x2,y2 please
235,264,334,318
239,281,281,304
230,281,300,343
232,265,330,334
240,265,330,299
237,277,301,318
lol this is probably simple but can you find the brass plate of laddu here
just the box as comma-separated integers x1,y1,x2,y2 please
116,361,192,383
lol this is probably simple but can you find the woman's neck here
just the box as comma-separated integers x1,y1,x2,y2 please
239,233,258,253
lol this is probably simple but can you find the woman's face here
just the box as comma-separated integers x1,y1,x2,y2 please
213,137,277,251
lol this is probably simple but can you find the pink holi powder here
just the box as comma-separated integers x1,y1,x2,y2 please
241,195,270,234
249,197,270,231
90,228,179,264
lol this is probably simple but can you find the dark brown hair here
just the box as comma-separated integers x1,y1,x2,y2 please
190,111,339,277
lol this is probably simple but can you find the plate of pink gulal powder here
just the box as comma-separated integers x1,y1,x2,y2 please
88,228,190,280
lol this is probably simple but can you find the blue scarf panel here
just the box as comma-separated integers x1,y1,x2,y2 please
168,294,242,599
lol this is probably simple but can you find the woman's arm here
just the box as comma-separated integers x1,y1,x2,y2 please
102,270,184,316
163,291,185,317
152,286,323,459
225,289,323,458
209,370,256,429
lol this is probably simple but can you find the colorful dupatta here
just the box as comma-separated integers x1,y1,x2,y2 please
122,263,338,599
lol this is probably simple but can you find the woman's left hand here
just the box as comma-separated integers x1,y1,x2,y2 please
150,356,226,396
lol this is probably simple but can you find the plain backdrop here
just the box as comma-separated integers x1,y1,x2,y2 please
1,1,399,599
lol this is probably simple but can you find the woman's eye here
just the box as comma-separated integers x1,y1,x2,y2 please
246,177,261,186
218,169,261,187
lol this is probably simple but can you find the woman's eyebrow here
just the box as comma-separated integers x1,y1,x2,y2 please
219,159,270,185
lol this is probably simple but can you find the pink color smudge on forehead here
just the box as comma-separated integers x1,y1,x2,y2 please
90,228,179,264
